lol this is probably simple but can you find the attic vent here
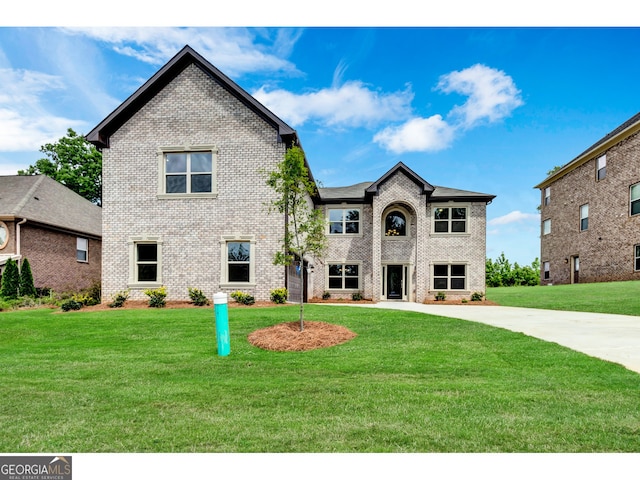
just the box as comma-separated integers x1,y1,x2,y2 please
34,196,39,201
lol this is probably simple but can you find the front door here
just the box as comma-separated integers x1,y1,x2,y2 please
386,265,403,300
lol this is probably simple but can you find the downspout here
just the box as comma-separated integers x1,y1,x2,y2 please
16,218,27,257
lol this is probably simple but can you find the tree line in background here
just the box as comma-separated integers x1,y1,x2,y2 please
486,253,540,287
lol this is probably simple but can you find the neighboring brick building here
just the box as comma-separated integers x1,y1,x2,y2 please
535,112,640,285
0,175,102,293
88,45,494,303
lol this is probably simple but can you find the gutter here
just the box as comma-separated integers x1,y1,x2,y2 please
16,218,27,257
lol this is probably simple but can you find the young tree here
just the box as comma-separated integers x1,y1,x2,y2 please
0,258,20,299
266,146,327,331
19,258,36,298
18,128,103,206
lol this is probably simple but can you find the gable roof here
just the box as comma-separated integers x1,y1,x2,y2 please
86,45,298,149
535,111,640,189
365,162,435,196
318,162,495,203
0,175,101,238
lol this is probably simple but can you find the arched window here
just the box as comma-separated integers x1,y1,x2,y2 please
385,211,406,236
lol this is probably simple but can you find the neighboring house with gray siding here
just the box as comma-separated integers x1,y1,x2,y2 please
88,45,494,304
535,111,640,285
0,175,102,293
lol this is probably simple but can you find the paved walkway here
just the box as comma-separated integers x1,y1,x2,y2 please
339,302,640,374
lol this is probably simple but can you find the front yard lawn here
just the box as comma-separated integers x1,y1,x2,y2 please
1,305,639,452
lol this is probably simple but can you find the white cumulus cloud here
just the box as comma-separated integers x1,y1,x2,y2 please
253,81,414,128
489,210,540,226
437,63,523,129
373,115,456,154
0,68,82,151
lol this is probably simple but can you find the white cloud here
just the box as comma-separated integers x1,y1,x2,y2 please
0,69,83,151
437,63,523,129
253,81,414,128
489,210,540,226
373,115,456,154
62,27,301,77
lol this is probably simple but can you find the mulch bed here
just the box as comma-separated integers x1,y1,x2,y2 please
247,321,357,352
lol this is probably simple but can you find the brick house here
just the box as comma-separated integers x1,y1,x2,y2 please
0,174,102,293
87,45,494,303
535,111,640,285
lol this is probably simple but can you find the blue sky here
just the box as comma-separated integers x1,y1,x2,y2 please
1,20,640,266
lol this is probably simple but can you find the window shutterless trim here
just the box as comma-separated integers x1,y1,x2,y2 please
430,203,470,235
157,145,218,199
327,206,362,237
219,235,256,287
128,235,163,288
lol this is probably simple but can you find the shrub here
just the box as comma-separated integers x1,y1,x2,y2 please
61,299,82,312
144,286,167,308
188,287,210,306
230,291,255,305
351,291,363,301
322,291,331,300
0,258,19,299
471,291,484,302
435,292,446,301
19,258,36,298
108,290,130,308
270,288,288,304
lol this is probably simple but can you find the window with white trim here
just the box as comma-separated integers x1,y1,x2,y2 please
328,208,360,234
543,261,550,280
597,155,606,180
128,236,163,287
433,206,467,233
76,237,88,262
433,264,466,290
544,187,550,206
327,263,360,290
580,204,589,231
635,246,640,271
220,236,256,286
158,146,218,197
543,219,551,235
631,183,640,216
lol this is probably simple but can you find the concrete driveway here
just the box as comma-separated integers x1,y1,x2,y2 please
342,302,640,375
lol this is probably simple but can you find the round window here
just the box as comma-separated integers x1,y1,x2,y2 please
0,221,8,250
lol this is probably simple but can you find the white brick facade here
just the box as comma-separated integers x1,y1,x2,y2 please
90,46,494,304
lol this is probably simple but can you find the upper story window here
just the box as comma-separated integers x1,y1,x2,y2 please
328,208,360,235
543,219,551,235
76,237,88,262
385,211,406,237
544,187,550,206
580,204,589,231
631,183,640,216
433,206,467,233
158,146,218,198
0,221,8,250
597,154,606,181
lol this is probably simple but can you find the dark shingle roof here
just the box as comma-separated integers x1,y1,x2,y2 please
0,175,101,237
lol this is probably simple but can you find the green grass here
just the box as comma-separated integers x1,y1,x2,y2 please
1,305,639,453
487,280,640,316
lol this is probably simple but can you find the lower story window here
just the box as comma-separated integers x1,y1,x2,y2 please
128,236,163,286
220,235,256,286
635,246,640,271
543,261,550,279
433,264,466,290
328,263,360,289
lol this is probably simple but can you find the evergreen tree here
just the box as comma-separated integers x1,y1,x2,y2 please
19,258,36,298
0,258,20,299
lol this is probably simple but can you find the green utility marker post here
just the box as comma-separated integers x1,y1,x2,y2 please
213,292,230,356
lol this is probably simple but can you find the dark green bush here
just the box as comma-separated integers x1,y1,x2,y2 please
471,291,484,301
61,299,82,311
351,291,363,301
322,291,331,300
435,292,446,301
19,258,36,298
0,258,19,299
